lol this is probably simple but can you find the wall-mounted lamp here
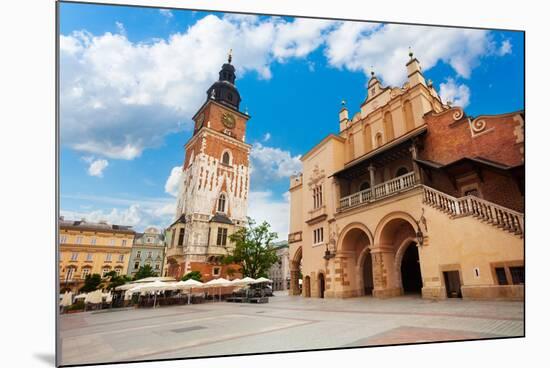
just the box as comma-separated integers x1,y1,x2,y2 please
323,243,335,260
414,208,427,247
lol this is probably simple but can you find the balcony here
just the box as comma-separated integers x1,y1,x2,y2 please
338,171,418,211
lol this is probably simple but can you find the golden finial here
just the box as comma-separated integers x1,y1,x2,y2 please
370,66,375,77
228,48,233,64
408,46,413,59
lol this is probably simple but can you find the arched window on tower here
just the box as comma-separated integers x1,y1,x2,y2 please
222,151,231,165
217,194,226,213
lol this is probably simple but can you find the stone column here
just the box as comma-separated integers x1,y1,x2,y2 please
371,247,401,298
289,264,301,296
368,164,376,187
332,251,357,298
409,141,423,184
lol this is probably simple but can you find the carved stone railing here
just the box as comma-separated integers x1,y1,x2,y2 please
422,186,524,237
339,171,418,211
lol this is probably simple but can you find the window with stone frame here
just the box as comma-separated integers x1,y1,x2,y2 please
510,266,525,285
178,228,185,246
495,267,508,285
134,261,140,270
66,267,76,280
81,268,90,279
313,227,324,245
216,227,228,246
105,253,112,262
313,185,323,209
217,193,227,212
213,266,221,276
70,252,79,261
86,253,93,262
118,254,124,262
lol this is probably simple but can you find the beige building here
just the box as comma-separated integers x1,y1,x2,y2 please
288,52,524,300
59,218,135,292
267,241,290,291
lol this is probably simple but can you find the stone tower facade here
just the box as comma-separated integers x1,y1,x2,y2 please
165,53,251,280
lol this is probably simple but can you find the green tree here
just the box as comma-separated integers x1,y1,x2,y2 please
103,271,132,290
181,271,202,282
226,218,278,278
79,273,102,293
133,265,158,280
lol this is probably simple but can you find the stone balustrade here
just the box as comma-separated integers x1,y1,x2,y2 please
339,171,417,211
422,186,524,237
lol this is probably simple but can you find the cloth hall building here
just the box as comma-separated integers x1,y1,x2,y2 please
288,53,524,300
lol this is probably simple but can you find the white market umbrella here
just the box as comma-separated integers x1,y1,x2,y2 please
205,278,232,302
85,290,103,305
60,291,73,307
178,279,205,304
137,280,169,308
239,277,257,284
74,293,87,300
253,277,273,284
115,283,138,291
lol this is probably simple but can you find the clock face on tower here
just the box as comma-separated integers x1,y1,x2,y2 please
222,112,236,129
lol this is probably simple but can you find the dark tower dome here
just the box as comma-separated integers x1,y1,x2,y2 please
206,49,241,111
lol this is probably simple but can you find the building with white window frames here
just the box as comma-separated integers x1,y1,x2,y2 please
127,226,166,278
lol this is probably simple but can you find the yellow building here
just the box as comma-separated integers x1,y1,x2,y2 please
59,218,136,292
288,53,524,301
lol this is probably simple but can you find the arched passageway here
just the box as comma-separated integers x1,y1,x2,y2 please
290,247,302,296
375,214,422,297
362,251,374,295
338,225,373,298
400,242,422,294
318,273,325,298
303,276,311,297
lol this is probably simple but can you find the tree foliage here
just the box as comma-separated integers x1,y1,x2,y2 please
226,218,278,279
181,271,202,282
103,271,132,290
133,264,158,280
79,273,102,293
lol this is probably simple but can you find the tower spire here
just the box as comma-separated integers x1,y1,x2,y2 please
228,48,233,64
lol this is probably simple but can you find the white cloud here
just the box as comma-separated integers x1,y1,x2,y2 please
60,16,511,161
61,195,176,231
438,78,471,108
250,142,302,186
159,9,173,19
165,166,182,197
87,159,109,177
262,132,271,142
247,191,289,241
115,21,126,36
498,40,512,56
325,22,503,85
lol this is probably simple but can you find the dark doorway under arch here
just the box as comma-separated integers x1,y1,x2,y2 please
401,243,422,294
318,274,325,298
362,252,374,295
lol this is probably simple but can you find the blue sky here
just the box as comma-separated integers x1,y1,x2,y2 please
58,2,524,238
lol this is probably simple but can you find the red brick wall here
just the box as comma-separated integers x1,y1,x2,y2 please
419,108,524,212
422,109,524,166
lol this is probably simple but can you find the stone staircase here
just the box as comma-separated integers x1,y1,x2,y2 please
422,186,524,238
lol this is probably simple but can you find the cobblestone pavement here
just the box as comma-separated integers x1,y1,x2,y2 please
59,292,524,366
